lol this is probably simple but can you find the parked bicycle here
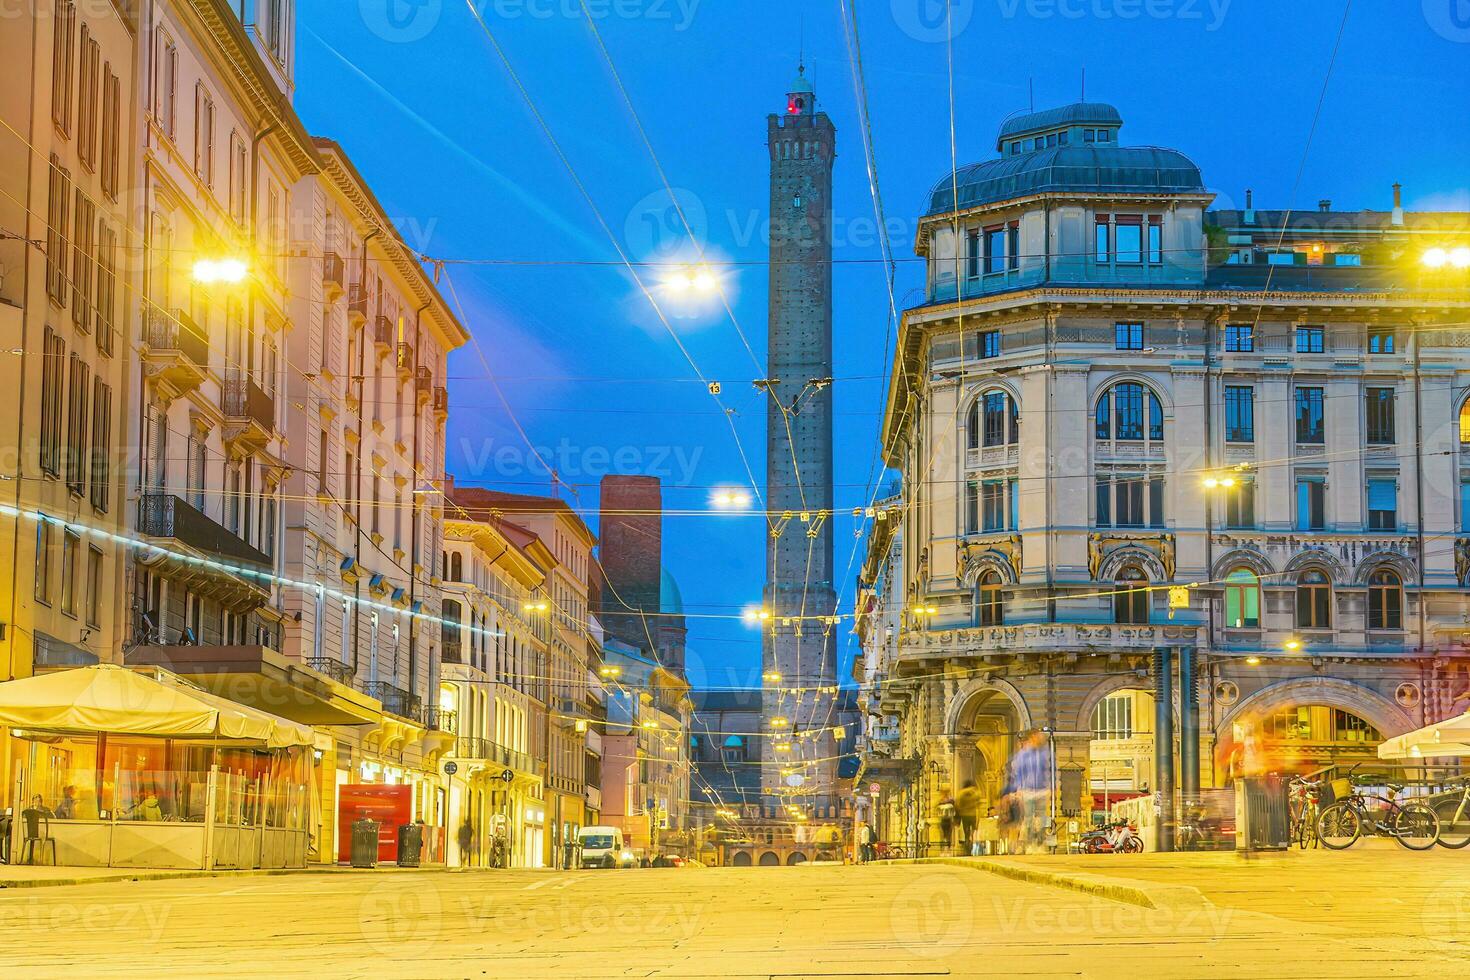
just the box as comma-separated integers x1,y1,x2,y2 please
1426,774,1470,850
1315,764,1439,851
1077,820,1143,854
1288,766,1332,850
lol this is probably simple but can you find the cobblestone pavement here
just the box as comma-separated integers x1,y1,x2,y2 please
1,860,1467,977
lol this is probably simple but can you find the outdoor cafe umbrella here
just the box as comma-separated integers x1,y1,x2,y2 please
0,663,313,748
1377,710,1470,760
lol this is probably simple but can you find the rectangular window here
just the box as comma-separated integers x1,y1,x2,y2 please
1367,328,1396,354
51,0,76,135
1367,478,1398,531
40,328,65,476
71,189,95,332
65,353,90,495
100,65,120,199
981,480,1007,532
1462,481,1470,532
1296,477,1326,531
1006,223,1020,271
984,226,1006,275
1295,387,1325,444
1296,325,1324,353
1225,479,1256,529
95,221,116,353
1094,218,1110,262
89,379,110,512
1365,387,1395,445
46,157,71,305
1115,218,1143,264
85,545,103,627
156,32,178,139
318,429,330,495
194,84,215,185
1224,324,1254,352
60,528,79,616
1114,322,1144,351
35,517,53,605
1224,386,1254,442
965,229,979,279
979,329,1000,359
76,26,99,169
228,132,248,224
1147,218,1163,264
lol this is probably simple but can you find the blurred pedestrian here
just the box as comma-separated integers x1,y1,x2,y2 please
457,817,476,867
955,780,981,852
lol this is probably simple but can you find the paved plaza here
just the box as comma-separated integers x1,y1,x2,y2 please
2,855,1469,977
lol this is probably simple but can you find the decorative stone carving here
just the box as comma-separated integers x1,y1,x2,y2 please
1088,531,1176,582
900,622,1200,659
957,535,1022,585
1456,538,1470,587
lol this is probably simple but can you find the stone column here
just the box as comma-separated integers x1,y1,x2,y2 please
1154,647,1175,852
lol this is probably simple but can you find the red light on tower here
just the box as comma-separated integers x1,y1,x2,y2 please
788,96,804,115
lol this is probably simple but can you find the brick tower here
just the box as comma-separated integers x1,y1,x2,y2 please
762,66,838,804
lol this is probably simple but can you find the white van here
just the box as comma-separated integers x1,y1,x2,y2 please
578,826,635,868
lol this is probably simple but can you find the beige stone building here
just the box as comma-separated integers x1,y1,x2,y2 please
856,101,1470,851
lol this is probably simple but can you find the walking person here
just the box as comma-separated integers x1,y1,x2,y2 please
955,780,981,855
457,817,476,868
856,820,873,863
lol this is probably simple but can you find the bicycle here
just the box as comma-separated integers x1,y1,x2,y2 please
1315,764,1439,851
1288,767,1332,849
1425,774,1470,849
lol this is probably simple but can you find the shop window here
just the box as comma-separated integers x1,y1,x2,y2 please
1223,569,1259,629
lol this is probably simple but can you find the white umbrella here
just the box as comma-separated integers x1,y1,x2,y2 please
1378,711,1470,760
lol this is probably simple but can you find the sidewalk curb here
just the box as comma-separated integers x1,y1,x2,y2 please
0,864,454,891
891,857,1213,912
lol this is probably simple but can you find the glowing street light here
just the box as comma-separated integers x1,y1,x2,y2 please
712,488,753,510
192,258,249,284
1245,655,1262,666
762,670,782,684
1423,247,1470,270
742,607,772,625
770,716,789,729
1284,638,1302,652
599,664,622,679
1202,475,1238,490
523,600,549,614
663,263,721,295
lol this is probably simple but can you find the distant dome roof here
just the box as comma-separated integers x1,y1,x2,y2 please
997,102,1123,146
660,568,684,616
925,145,1205,216
789,68,813,95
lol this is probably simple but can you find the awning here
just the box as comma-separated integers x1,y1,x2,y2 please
0,664,314,748
1378,712,1470,760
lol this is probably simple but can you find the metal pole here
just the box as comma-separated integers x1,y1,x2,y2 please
1154,647,1175,852
1179,648,1200,811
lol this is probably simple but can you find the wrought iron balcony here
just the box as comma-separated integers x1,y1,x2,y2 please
395,341,414,379
142,304,209,393
454,737,535,774
346,283,369,325
367,680,424,723
322,251,345,298
433,385,448,418
138,493,270,570
373,315,394,353
306,656,355,686
426,708,458,733
222,372,275,451
415,365,432,402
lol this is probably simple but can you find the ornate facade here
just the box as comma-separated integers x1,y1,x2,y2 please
855,101,1470,850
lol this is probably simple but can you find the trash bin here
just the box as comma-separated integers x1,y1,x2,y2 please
351,817,380,868
1234,776,1290,850
397,822,424,867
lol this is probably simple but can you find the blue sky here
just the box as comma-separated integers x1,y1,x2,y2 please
295,0,1470,688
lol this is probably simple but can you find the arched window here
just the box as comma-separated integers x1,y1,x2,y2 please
1223,569,1260,629
977,571,1003,626
967,390,1018,450
441,598,462,661
1459,399,1470,445
722,734,745,763
1296,570,1331,628
1096,382,1164,442
1367,569,1403,630
1113,566,1149,625
449,551,463,582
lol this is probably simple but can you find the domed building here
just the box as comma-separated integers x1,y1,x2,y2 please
856,101,1470,853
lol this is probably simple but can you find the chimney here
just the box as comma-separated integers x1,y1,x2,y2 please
1391,182,1404,226
1318,199,1332,212
1244,188,1255,225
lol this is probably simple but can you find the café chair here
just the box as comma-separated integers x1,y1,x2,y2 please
20,809,57,866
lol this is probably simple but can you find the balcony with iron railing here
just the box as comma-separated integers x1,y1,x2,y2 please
373,315,394,353
138,492,270,569
346,283,369,326
142,303,209,394
453,737,536,775
433,385,448,419
322,251,345,298
306,656,355,686
222,372,275,452
415,366,432,403
367,680,424,724
395,341,414,380
426,708,458,733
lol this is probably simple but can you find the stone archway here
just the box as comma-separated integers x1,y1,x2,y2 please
786,851,807,865
730,851,752,867
1221,676,1415,738
947,679,1031,817
758,851,780,866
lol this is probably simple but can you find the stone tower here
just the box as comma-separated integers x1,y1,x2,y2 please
762,67,838,804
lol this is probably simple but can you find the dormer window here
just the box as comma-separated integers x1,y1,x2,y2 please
1010,141,1021,155
1084,129,1095,143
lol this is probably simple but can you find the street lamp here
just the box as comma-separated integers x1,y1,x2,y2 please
663,263,721,295
192,258,249,284
522,600,549,614
1423,247,1470,270
742,607,772,625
